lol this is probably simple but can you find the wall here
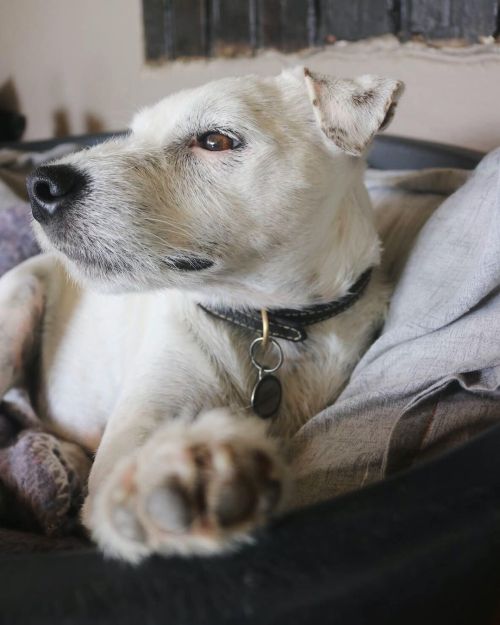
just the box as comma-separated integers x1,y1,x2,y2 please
1,0,500,151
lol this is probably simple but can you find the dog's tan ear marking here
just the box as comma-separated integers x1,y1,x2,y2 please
303,68,404,156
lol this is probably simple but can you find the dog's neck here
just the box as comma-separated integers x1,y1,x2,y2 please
197,165,380,311
290,178,380,304
200,267,373,342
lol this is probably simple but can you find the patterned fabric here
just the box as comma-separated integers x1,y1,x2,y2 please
0,201,39,276
0,143,78,277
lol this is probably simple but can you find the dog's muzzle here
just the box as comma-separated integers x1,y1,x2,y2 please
27,164,88,226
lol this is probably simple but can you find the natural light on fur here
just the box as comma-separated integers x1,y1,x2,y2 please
0,67,403,562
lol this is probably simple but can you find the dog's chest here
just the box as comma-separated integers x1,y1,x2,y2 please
265,330,369,435
35,282,384,448
36,287,161,449
232,284,387,434
198,299,384,437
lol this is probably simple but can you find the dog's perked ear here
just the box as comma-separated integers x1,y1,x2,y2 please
303,68,404,157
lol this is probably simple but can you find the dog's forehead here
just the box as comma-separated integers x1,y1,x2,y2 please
130,75,283,141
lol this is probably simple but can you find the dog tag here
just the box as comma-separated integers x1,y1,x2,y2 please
249,337,284,419
251,373,282,419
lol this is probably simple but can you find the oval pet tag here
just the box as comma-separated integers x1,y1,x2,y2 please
249,337,284,419
251,374,282,419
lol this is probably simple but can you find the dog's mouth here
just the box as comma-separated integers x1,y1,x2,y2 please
36,220,215,277
58,245,126,275
164,255,214,272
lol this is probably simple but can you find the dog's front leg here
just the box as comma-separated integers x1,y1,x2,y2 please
0,255,55,398
85,401,287,563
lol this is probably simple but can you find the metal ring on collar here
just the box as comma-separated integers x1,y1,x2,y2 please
250,336,283,373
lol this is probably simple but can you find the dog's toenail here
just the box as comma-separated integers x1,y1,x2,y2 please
146,485,192,533
112,505,145,542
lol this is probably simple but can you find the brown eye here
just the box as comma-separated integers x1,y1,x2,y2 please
198,132,239,151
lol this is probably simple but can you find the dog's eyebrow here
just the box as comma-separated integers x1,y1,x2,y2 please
186,107,251,134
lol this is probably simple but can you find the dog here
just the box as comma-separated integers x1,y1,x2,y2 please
0,67,403,562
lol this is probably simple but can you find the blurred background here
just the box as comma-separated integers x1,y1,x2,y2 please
1,0,499,150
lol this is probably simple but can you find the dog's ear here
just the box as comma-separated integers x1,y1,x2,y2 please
303,68,404,157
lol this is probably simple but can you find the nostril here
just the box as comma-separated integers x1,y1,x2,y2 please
34,180,59,204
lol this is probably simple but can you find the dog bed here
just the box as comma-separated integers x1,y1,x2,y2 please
0,134,499,625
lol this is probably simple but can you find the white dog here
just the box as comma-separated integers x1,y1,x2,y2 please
0,67,403,562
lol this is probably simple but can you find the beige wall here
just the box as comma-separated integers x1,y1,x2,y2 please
2,0,500,151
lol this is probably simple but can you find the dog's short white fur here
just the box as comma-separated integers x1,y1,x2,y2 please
0,67,403,562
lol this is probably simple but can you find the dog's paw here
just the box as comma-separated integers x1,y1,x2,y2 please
83,409,286,562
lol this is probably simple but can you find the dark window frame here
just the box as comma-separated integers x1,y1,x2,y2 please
142,0,499,62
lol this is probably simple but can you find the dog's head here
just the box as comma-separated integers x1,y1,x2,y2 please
28,68,403,306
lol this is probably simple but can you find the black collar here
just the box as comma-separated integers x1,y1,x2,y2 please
199,268,373,342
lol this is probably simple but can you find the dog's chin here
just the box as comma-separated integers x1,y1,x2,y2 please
47,248,205,296
48,250,127,293
68,266,142,294
34,225,218,294
34,226,137,291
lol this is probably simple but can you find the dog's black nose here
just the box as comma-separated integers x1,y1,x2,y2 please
27,164,87,224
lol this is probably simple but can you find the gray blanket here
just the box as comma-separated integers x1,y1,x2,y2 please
290,149,500,508
0,144,498,546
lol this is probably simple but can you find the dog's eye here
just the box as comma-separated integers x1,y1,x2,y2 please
197,132,240,151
